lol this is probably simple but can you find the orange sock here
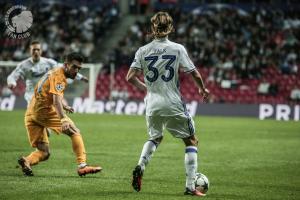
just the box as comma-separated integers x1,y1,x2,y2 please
71,134,86,164
26,150,45,165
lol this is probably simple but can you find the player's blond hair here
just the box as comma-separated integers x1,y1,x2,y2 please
151,12,174,38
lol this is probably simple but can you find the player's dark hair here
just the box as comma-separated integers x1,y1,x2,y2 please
30,40,40,45
65,52,84,63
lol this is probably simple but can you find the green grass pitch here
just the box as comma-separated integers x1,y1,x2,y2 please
0,110,299,200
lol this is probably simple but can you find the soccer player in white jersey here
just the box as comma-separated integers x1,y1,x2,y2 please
126,12,210,196
7,41,88,105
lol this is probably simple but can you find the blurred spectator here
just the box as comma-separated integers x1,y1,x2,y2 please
268,82,278,97
257,81,270,95
290,87,300,101
257,80,278,96
138,0,150,14
129,0,138,14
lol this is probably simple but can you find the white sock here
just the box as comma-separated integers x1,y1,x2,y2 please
138,140,158,171
78,162,87,168
185,146,198,191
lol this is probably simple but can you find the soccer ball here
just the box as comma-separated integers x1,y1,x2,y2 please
195,173,209,194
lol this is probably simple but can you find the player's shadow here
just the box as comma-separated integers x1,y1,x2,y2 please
37,175,100,179
94,190,180,198
10,169,100,179
7,173,99,179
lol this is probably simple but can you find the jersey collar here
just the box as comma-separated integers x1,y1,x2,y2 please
30,57,41,64
154,37,168,42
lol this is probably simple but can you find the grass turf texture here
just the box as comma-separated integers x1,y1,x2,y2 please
0,110,299,200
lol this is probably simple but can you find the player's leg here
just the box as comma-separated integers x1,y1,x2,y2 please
166,114,205,196
132,115,164,192
19,115,50,176
137,138,162,171
58,117,102,176
23,98,49,169
25,141,50,165
182,135,205,196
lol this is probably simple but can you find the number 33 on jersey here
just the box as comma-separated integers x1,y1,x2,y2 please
130,38,197,116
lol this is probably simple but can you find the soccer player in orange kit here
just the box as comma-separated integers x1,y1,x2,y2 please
18,52,102,177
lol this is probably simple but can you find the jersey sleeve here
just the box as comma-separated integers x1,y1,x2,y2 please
48,58,58,69
7,63,25,86
130,48,142,70
179,45,196,73
75,73,83,80
49,74,66,97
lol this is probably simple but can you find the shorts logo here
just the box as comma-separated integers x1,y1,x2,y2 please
5,5,33,39
56,83,65,92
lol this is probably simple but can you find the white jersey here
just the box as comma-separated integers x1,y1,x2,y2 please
130,38,196,116
7,57,83,104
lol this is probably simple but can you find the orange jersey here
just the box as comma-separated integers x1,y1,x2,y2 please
27,67,67,116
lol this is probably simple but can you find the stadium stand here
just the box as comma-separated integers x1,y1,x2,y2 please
0,0,119,62
0,0,119,97
1,1,299,104
96,2,300,104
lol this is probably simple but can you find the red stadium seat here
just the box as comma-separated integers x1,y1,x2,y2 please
94,64,298,104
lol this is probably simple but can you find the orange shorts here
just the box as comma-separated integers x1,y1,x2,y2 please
24,111,74,147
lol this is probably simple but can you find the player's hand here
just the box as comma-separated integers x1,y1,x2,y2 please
61,121,77,134
81,76,89,83
7,84,16,90
64,105,74,113
199,88,210,103
62,121,71,132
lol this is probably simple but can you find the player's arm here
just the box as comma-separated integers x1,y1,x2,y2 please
7,63,25,89
53,94,66,119
53,94,76,133
126,68,147,91
75,73,89,83
62,98,74,113
190,69,210,102
126,48,146,91
179,45,210,102
49,73,76,133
